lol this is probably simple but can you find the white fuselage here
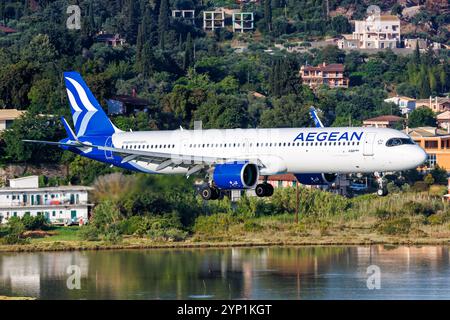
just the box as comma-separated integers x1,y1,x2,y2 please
110,127,427,175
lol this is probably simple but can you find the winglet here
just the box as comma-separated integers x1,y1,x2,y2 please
61,116,78,141
309,106,324,128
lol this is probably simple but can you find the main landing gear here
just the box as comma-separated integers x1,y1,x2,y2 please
374,172,388,196
200,185,224,201
255,177,274,198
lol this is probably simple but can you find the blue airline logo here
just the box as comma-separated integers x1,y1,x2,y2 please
294,131,363,142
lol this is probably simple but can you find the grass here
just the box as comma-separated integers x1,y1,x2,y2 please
31,226,81,242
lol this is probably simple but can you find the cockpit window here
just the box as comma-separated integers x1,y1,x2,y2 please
386,138,415,147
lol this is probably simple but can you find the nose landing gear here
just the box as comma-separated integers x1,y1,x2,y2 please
374,172,388,196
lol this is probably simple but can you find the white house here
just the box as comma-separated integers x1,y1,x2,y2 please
0,176,93,225
0,109,25,132
384,96,416,114
352,14,400,49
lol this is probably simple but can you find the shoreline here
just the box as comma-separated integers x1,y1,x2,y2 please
1,237,450,253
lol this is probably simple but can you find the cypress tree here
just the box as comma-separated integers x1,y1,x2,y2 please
419,67,431,98
158,0,169,49
264,0,272,32
136,23,144,70
0,1,5,23
85,0,96,37
123,0,139,44
413,41,420,67
183,33,194,71
141,43,155,79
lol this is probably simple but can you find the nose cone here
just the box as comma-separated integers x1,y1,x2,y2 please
413,146,427,167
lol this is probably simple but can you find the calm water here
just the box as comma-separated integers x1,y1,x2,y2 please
0,246,450,300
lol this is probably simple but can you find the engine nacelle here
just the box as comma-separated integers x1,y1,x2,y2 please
294,173,338,185
213,163,259,189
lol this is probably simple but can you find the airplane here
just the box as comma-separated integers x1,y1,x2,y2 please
24,72,427,200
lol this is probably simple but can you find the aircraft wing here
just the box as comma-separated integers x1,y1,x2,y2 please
23,139,264,176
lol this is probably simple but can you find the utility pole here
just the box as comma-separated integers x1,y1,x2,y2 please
295,182,299,224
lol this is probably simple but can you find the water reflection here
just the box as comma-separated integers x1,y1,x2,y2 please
0,246,449,300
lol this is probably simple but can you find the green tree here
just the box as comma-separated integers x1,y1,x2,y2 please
430,165,448,185
183,33,194,71
158,0,169,49
413,42,421,67
122,0,139,44
194,94,249,129
1,110,62,164
260,95,311,128
264,0,272,32
140,43,155,79
408,108,435,128
330,15,351,34
424,173,435,187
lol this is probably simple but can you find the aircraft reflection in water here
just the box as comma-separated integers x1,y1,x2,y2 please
1,246,450,299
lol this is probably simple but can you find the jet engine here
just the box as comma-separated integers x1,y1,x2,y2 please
213,163,259,189
294,173,338,185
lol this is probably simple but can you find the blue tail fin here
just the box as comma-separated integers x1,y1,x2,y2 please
61,116,77,141
63,71,121,137
309,106,324,128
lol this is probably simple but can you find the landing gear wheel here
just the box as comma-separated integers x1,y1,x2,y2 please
374,172,388,197
255,183,274,197
265,183,274,197
255,184,267,197
210,187,221,200
201,186,213,200
201,185,222,200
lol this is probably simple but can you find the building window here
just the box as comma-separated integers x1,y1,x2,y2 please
425,141,438,149
427,154,436,169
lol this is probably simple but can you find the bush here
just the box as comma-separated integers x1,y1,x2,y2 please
80,200,123,243
402,201,435,217
412,181,429,192
374,209,395,221
21,213,48,230
194,214,239,234
387,182,401,194
0,217,25,245
427,213,449,225
78,225,101,241
243,220,264,232
378,217,411,235
148,228,188,242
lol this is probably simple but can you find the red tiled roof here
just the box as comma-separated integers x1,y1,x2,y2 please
302,63,344,72
0,25,17,33
364,115,403,122
265,174,297,181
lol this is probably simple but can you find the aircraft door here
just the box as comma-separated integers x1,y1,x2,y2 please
363,132,376,156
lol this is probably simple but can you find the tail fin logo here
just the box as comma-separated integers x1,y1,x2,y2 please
64,76,98,137
63,71,120,137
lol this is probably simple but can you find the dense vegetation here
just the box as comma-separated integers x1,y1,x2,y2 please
1,172,450,245
0,0,448,171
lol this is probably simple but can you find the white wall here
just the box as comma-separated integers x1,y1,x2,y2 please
9,176,39,189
